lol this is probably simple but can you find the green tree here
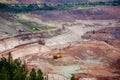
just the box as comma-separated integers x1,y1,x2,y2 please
8,53,13,64
0,53,44,80
25,74,31,80
36,69,44,80
0,67,8,80
30,68,36,80
71,74,75,80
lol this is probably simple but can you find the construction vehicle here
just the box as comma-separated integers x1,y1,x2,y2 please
53,53,63,59
38,39,45,45
52,49,63,59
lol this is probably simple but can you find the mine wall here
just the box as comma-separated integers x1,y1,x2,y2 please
0,27,66,53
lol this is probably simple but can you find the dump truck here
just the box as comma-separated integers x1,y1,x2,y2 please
52,49,64,59
53,53,63,59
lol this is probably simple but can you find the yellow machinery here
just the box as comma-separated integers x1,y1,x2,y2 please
52,49,63,59
53,53,63,59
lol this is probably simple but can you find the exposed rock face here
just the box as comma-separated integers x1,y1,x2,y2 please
82,27,120,48
98,27,120,39
80,27,120,79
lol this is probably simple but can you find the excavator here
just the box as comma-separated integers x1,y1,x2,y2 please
38,39,45,45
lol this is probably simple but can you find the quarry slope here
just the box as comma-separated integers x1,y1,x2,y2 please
0,22,120,80
31,6,120,22
0,6,119,36
0,2,120,80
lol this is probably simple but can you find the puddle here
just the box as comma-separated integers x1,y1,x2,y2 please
55,65,81,77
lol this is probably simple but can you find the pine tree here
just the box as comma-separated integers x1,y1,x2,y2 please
36,69,44,80
0,67,8,80
71,74,75,80
8,53,13,64
30,68,36,80
0,53,44,80
25,74,31,80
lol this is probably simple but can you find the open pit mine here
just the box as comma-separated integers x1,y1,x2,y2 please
0,0,120,80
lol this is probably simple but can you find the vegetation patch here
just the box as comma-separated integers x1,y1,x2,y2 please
0,53,44,80
0,1,119,13
19,20,56,32
19,21,40,32
39,24,56,30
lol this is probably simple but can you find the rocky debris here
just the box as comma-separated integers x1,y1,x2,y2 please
82,26,120,40
98,27,120,39
82,27,120,48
